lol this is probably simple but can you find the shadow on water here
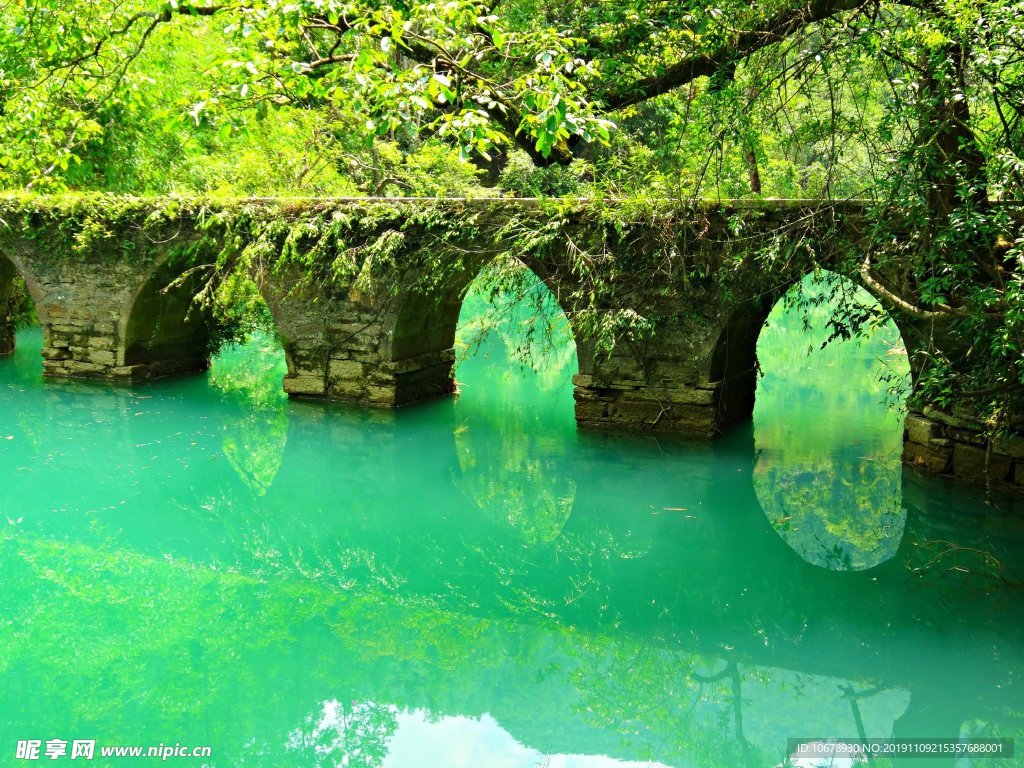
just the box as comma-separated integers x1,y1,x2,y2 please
1,267,1024,768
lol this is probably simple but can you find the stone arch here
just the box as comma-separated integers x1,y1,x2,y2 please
0,249,49,356
732,269,913,572
708,268,914,431
454,256,581,381
118,250,216,378
381,255,582,408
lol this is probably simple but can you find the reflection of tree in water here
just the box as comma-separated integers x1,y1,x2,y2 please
754,273,910,571
565,642,780,768
453,263,578,545
208,331,289,495
455,426,576,545
287,700,398,768
219,410,288,495
5,520,1024,768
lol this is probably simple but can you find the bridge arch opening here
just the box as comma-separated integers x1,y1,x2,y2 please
206,273,290,496
0,252,43,359
454,257,579,415
120,254,217,377
742,270,911,570
380,254,580,413
207,273,290,403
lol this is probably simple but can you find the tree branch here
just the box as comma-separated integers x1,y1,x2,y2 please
860,251,969,319
601,0,871,110
398,35,572,166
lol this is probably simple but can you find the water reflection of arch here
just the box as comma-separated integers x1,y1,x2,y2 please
380,255,582,544
6,393,1012,768
685,429,1017,759
712,270,912,571
7,518,1016,768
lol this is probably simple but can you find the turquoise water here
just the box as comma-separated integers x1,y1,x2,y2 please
1,274,1023,767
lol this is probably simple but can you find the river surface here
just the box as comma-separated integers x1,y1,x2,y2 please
1,275,1023,767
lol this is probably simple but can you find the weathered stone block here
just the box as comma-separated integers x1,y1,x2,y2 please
590,355,647,383
621,386,716,406
903,441,952,474
948,427,986,447
283,374,326,396
574,400,608,423
331,378,366,398
578,396,717,434
648,360,704,385
49,360,107,376
389,347,456,375
905,413,941,445
588,374,647,389
923,405,983,430
366,386,397,406
328,359,364,380
86,349,116,367
664,403,717,434
671,388,716,406
952,402,984,425
41,346,72,361
952,443,1012,484
993,433,1024,460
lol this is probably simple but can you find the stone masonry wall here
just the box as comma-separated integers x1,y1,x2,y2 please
573,319,743,435
258,267,460,408
904,408,1024,490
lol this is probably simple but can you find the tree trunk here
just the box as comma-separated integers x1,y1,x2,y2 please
918,43,987,218
745,147,762,194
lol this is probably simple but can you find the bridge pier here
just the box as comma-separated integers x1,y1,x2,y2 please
36,258,213,382
258,266,463,408
257,246,773,438
0,214,216,383
32,264,129,378
572,304,765,435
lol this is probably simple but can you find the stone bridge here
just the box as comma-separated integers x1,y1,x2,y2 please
0,195,1018,489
